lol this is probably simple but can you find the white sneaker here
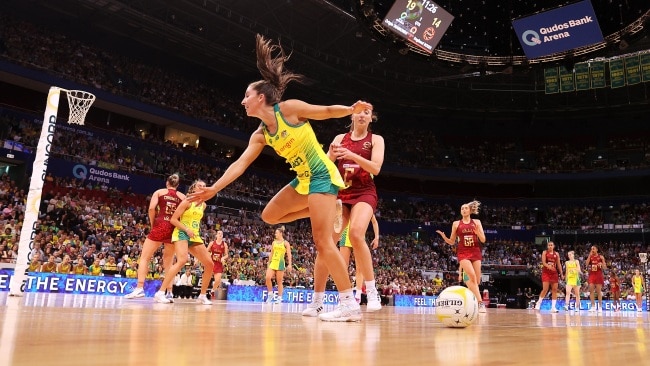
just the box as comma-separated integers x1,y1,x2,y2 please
165,292,174,303
302,301,324,317
124,287,145,299
154,291,171,304
333,199,343,233
319,302,362,322
266,295,275,303
588,307,596,313
197,294,212,305
637,308,643,313
597,307,603,314
550,307,559,313
534,300,541,310
273,296,283,304
478,302,487,313
366,290,382,312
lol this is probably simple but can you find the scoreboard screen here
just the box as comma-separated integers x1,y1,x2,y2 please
381,0,454,54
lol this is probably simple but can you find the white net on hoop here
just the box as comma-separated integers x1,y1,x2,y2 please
66,90,96,125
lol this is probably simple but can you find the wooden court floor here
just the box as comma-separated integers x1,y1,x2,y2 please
0,293,648,366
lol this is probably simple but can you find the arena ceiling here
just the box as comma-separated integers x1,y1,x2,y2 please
4,0,650,115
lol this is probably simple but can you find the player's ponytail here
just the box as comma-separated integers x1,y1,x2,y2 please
167,173,180,188
467,200,481,215
252,34,304,105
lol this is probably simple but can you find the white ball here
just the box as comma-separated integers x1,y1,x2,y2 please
435,285,479,328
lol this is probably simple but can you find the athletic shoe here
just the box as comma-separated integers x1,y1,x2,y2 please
550,307,559,313
563,306,569,311
302,301,324,317
588,307,596,313
197,294,212,305
534,300,541,310
154,291,171,304
165,292,174,303
478,303,487,313
266,295,275,303
597,307,603,314
273,296,283,304
637,308,643,312
124,287,145,299
333,199,343,233
366,290,382,312
319,302,362,322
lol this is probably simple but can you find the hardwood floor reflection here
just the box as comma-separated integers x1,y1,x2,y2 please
0,293,648,366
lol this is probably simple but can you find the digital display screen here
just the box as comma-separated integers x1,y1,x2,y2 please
382,0,454,54
512,0,604,59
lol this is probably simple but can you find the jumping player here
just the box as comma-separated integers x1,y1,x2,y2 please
188,34,371,321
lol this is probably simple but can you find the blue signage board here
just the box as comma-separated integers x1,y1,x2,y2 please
513,0,603,59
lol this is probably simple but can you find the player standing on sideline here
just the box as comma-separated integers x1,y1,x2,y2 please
534,241,564,312
265,226,292,303
155,180,214,305
563,250,582,311
208,230,229,299
125,174,183,300
436,200,487,313
609,269,621,311
586,245,606,313
632,268,644,312
188,34,371,322
304,105,384,316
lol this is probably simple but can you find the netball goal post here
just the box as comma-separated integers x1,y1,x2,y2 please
9,87,96,296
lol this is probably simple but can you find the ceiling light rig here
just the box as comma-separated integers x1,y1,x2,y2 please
352,0,650,70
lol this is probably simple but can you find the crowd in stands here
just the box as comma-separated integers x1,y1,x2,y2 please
2,16,650,175
1,172,648,301
0,16,649,301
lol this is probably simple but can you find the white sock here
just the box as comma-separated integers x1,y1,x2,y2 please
551,300,556,309
365,279,377,292
340,290,358,306
313,292,325,303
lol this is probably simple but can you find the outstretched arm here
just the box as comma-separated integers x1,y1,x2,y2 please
188,129,266,202
280,99,372,122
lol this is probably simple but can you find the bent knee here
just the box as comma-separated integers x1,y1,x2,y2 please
260,210,280,225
